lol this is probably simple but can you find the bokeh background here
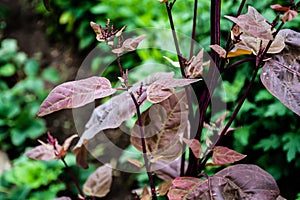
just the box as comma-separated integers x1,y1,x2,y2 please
0,0,300,199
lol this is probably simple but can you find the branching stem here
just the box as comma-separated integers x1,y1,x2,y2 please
129,92,157,200
61,157,86,199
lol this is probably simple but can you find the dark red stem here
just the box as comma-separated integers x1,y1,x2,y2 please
130,93,157,200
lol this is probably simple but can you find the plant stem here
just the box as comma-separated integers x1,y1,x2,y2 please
189,0,198,59
116,55,124,76
165,2,186,77
61,157,86,199
225,57,255,71
129,92,157,200
186,0,221,176
199,20,286,169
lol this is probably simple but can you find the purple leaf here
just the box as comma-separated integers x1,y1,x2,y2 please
225,6,273,40
260,29,300,116
37,76,116,117
212,146,246,165
131,90,188,162
168,164,282,199
83,164,112,198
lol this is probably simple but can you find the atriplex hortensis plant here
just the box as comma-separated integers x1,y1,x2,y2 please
25,0,300,199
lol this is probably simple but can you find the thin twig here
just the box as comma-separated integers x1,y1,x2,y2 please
61,157,86,199
130,92,157,200
225,57,255,71
190,0,198,59
165,2,186,77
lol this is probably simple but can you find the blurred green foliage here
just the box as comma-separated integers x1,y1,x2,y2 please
0,154,87,200
30,0,300,199
0,38,60,155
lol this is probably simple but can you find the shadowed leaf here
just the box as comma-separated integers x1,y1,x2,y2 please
25,145,56,161
152,159,187,181
260,29,300,116
187,49,209,78
168,164,281,199
37,76,116,116
83,164,112,198
212,146,246,165
131,90,188,162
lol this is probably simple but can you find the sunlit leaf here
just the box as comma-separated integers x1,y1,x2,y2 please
157,180,172,196
225,6,273,40
141,185,151,200
227,44,253,57
83,164,112,198
37,76,116,117
126,158,144,168
131,90,188,162
147,77,199,103
212,146,247,165
163,56,180,68
210,44,226,58
73,72,175,163
168,177,203,199
240,33,285,55
152,159,187,181
90,21,105,42
112,35,146,54
281,10,298,22
62,134,78,151
182,138,201,159
270,4,290,12
260,29,300,116
168,164,281,199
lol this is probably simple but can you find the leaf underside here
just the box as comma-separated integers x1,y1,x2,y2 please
260,29,300,116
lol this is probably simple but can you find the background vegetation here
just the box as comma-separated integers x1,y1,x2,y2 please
0,0,300,199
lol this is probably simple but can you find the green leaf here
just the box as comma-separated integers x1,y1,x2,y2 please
11,129,27,146
24,59,39,77
233,125,251,147
264,101,289,117
282,133,300,162
14,52,28,66
0,63,16,77
42,67,60,83
1,39,18,53
59,11,73,25
254,134,281,151
89,4,109,14
222,71,246,102
25,119,46,139
255,90,274,101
